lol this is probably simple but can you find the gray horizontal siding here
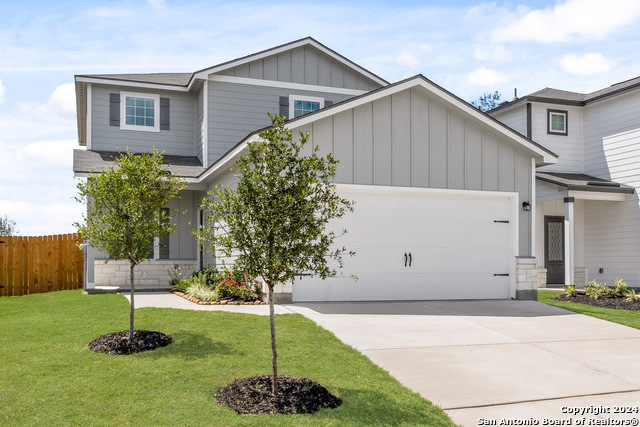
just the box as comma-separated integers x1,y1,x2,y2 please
207,81,354,165
195,85,205,163
531,103,584,174
218,46,382,91
491,104,527,137
291,87,534,256
91,85,196,157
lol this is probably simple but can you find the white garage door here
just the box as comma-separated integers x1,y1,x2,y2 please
293,185,516,302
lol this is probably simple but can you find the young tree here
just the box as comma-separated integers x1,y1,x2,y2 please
74,149,186,340
197,114,354,395
0,215,18,236
471,91,502,112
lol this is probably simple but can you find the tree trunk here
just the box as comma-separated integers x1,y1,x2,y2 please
129,261,135,341
269,284,277,396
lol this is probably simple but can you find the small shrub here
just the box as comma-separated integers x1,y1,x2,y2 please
217,270,262,301
585,280,612,300
563,285,577,297
625,289,639,303
612,278,629,298
185,278,217,302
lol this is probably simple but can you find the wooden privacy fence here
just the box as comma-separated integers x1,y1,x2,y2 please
0,234,84,297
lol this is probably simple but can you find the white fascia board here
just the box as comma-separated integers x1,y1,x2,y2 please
86,84,92,149
191,39,388,87
334,183,519,199
75,76,189,92
74,171,200,185
208,75,367,96
567,190,632,201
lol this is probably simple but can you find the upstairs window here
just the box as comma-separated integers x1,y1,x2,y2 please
547,109,568,136
120,92,160,132
289,95,324,118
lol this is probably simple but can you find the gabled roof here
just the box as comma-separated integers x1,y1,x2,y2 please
491,75,640,113
190,36,388,87
78,73,193,87
198,74,558,184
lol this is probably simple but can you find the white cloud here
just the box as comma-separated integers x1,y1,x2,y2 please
90,7,134,18
561,53,616,75
0,199,83,236
0,139,77,182
395,45,431,70
17,83,76,125
147,0,166,8
474,45,511,62
467,67,509,87
492,0,640,43
0,79,5,104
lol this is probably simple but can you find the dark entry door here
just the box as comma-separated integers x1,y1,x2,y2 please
545,216,564,284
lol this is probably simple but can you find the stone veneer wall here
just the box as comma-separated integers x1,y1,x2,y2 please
94,259,198,290
537,268,547,288
516,257,538,300
574,267,587,289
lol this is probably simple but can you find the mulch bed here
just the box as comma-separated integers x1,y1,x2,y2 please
171,290,265,305
89,330,173,355
552,294,640,311
216,375,342,415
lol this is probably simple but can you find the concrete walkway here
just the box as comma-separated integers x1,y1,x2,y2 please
127,293,640,426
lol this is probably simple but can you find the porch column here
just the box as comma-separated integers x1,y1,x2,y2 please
564,197,575,285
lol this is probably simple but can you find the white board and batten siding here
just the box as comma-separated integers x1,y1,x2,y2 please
287,85,538,302
293,186,517,302
292,87,534,256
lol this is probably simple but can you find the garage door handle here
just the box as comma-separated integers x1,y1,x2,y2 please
409,252,412,267
493,273,510,276
404,253,408,267
494,220,510,223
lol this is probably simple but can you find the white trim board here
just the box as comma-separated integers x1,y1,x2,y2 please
75,76,189,92
208,74,367,96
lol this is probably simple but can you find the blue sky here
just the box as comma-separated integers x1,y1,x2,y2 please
1,0,639,235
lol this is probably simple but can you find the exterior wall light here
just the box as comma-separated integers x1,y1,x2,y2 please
522,201,531,211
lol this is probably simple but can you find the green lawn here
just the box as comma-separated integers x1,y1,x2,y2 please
538,290,640,330
0,290,454,426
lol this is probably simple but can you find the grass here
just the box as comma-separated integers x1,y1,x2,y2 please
538,290,640,330
0,290,455,426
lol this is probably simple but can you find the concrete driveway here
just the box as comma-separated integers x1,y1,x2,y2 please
286,300,640,426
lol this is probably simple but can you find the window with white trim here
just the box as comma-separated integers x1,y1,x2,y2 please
120,92,160,132
547,109,568,136
289,95,324,118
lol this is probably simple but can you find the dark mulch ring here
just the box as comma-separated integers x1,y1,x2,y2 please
552,293,640,311
89,330,173,355
216,375,342,415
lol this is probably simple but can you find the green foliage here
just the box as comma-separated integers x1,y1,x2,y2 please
185,279,217,302
74,148,187,337
585,280,612,299
471,91,502,112
625,289,639,303
0,215,18,236
74,149,186,265
196,114,355,291
217,272,262,300
563,285,577,297
195,114,355,395
612,278,629,297
0,290,456,426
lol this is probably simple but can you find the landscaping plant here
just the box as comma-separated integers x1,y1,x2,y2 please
196,114,354,398
74,149,186,343
585,280,612,300
612,278,629,297
563,285,577,297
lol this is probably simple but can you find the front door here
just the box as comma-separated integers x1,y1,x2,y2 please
545,216,564,284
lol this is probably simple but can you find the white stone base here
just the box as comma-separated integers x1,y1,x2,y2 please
516,257,538,300
537,268,548,288
94,259,198,290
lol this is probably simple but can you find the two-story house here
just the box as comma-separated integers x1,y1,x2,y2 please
74,37,556,302
490,79,640,289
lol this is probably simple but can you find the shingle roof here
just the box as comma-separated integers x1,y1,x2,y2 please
536,172,635,194
491,75,640,112
73,149,205,178
78,73,193,87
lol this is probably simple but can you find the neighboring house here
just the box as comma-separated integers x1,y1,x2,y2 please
490,78,640,289
73,37,557,302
